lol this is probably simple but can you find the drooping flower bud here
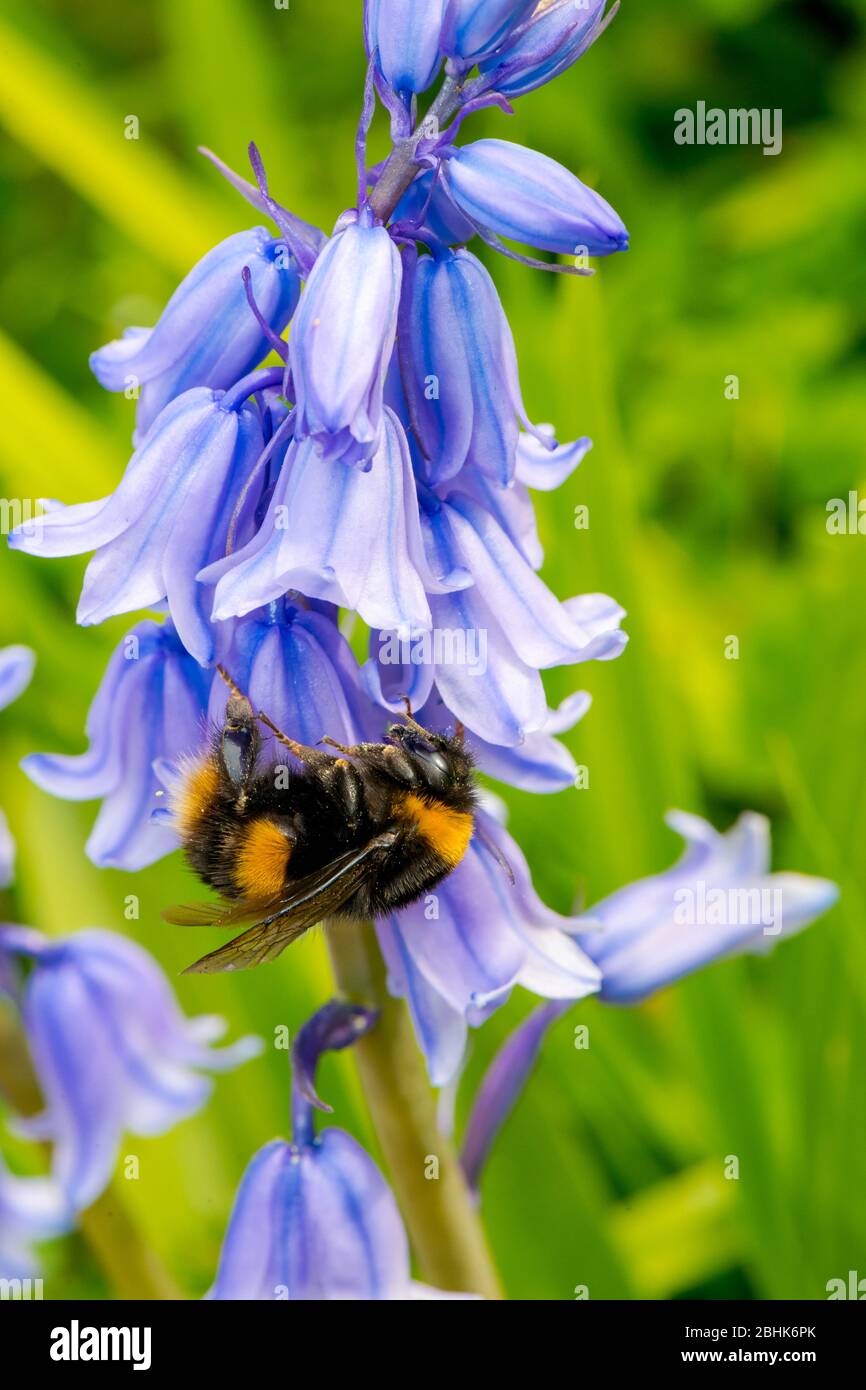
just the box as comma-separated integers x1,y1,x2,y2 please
442,137,628,257
441,0,538,62
400,246,545,486
478,0,612,99
364,0,447,98
90,228,299,439
10,389,265,666
290,215,402,468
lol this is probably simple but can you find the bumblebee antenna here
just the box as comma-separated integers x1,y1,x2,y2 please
217,665,246,701
453,719,465,745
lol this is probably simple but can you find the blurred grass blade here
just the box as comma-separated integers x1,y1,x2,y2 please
0,16,235,270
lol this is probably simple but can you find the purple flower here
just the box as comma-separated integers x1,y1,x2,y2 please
458,811,839,1183
442,0,538,62
377,807,601,1084
477,0,613,99
91,229,299,440
400,246,548,486
9,390,264,666
210,1000,475,1299
204,599,377,753
365,0,446,99
461,999,562,1190
0,926,261,1212
0,645,35,888
441,138,629,257
22,620,209,871
0,644,35,711
290,215,402,467
0,1154,70,1280
366,488,626,746
577,810,840,1003
203,411,439,639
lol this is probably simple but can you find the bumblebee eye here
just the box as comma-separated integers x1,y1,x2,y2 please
401,732,450,785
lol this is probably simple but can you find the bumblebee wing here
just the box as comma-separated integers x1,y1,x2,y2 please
181,829,400,975
161,901,261,928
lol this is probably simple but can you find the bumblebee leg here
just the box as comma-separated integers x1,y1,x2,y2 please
258,710,331,768
320,734,360,755
320,734,418,784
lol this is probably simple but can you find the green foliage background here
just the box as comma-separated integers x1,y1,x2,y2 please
1,0,864,1300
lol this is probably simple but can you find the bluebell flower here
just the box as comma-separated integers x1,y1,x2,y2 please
476,0,613,99
290,214,402,467
203,410,439,639
432,425,590,576
460,999,562,1191
441,138,629,257
376,807,601,1084
364,0,447,99
90,228,300,440
210,1000,475,1299
22,620,209,871
0,925,261,1212
442,0,539,63
367,487,626,746
0,1153,70,1280
0,644,35,711
9,390,264,665
577,810,840,1003
203,599,377,753
400,246,550,486
0,644,35,888
458,811,840,1183
363,666,592,793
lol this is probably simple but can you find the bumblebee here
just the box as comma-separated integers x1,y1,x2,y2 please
163,668,478,974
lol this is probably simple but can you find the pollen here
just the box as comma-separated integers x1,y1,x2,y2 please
395,793,473,868
233,818,292,902
171,757,220,839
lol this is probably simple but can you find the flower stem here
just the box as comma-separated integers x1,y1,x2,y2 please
368,77,464,224
325,918,503,1299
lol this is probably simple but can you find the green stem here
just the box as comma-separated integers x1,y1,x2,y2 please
0,1002,181,1300
325,919,503,1299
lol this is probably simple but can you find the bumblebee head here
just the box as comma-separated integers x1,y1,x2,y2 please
385,724,474,796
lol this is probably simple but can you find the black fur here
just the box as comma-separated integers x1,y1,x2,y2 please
181,696,476,918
